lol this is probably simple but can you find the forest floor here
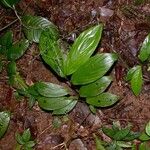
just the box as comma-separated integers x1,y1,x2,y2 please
0,0,150,149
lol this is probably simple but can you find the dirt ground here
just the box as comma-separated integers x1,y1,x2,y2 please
0,0,150,149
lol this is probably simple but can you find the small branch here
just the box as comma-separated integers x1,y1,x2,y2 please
12,5,22,23
0,19,18,32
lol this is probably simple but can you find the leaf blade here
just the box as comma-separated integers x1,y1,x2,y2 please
35,82,69,97
22,15,58,43
0,111,10,139
65,24,103,75
86,92,119,107
138,33,150,62
71,53,117,85
79,76,112,97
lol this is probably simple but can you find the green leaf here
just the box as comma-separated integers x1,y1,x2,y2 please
145,121,150,136
126,66,138,81
22,129,31,142
52,100,77,115
13,74,28,90
131,66,143,96
0,0,20,7
38,96,74,111
89,105,96,114
0,30,13,55
71,53,117,85
22,15,59,43
25,141,36,148
123,131,140,141
102,126,131,141
39,31,65,77
86,92,119,107
0,111,10,138
139,142,150,150
79,76,112,97
65,24,103,75
27,85,39,97
116,141,132,148
28,96,36,108
139,131,150,141
93,134,106,150
138,33,150,62
15,132,25,145
7,61,17,76
7,39,29,60
35,82,69,97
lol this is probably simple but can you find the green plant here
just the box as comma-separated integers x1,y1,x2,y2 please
126,33,150,96
0,111,11,139
15,128,36,150
95,121,140,150
137,120,150,150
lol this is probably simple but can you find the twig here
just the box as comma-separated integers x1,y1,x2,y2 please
0,18,18,32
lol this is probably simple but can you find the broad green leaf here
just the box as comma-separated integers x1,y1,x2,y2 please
126,66,138,81
38,97,74,111
7,61,16,76
86,92,119,107
35,82,69,97
79,76,112,97
116,141,132,148
102,126,130,141
22,15,59,43
15,132,25,145
65,24,103,75
145,121,150,136
138,33,150,62
53,100,77,115
39,31,66,77
25,141,36,148
93,134,106,150
0,111,10,138
102,127,116,138
0,30,13,55
131,66,143,96
22,129,31,142
7,39,29,60
0,0,20,7
27,85,39,97
139,142,150,150
123,131,140,141
71,53,117,85
139,131,150,141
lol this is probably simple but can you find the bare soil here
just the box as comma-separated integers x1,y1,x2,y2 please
0,0,150,149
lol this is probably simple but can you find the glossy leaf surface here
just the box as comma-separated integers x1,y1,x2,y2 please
86,92,119,107
35,82,69,97
71,53,117,85
138,33,150,62
0,111,10,138
65,24,103,75
38,97,74,111
22,15,58,43
7,39,29,60
39,31,65,77
131,66,143,96
53,100,77,115
79,76,112,97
